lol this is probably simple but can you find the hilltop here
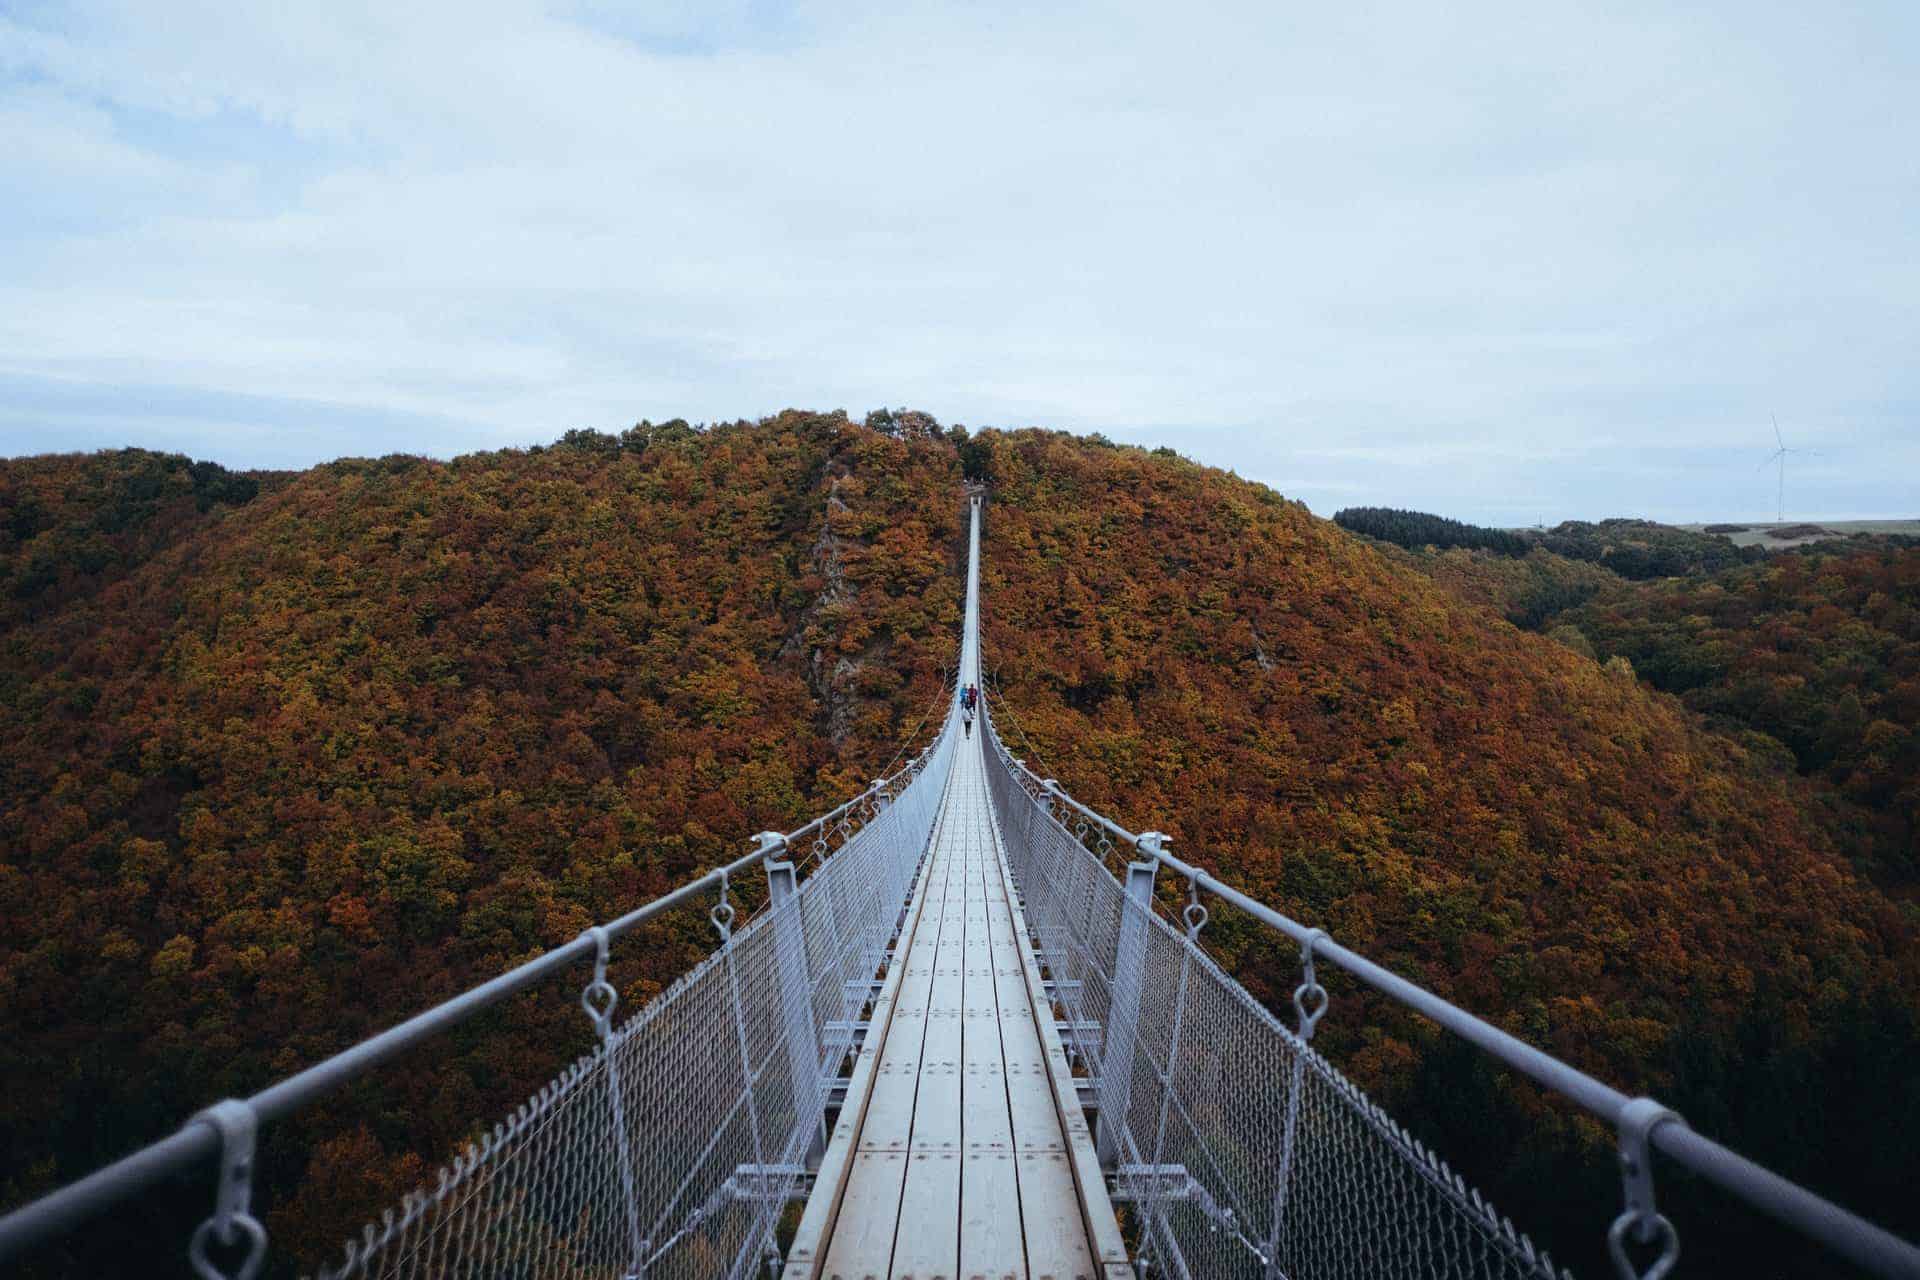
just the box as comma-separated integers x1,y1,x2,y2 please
1349,514,1920,891
1681,518,1920,550
974,435,1917,1273
2,416,1914,1276
0,415,966,1268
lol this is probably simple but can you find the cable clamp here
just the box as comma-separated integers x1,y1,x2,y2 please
1607,1096,1683,1280
712,871,735,940
579,925,619,1041
1181,869,1209,939
1293,929,1330,1042
187,1099,267,1280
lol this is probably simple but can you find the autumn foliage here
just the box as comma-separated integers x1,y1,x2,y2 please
0,415,966,1273
971,430,1917,1277
1,418,1915,1278
1561,545,1920,885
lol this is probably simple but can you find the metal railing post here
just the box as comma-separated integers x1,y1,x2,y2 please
1097,848,1161,1166
762,841,827,1165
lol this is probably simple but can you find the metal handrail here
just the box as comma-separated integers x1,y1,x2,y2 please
985,710,1920,1280
0,718,956,1267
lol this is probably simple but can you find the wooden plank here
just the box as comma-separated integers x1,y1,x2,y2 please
880,1000,929,1061
962,1061,1014,1152
1006,1061,1068,1152
991,962,1032,1009
820,1150,910,1280
962,1002,1007,1068
891,1150,962,1277
929,967,967,1007
909,1060,962,1151
860,1063,921,1152
960,1150,1026,1280
960,880,1015,1153
996,1002,1045,1068
920,1009,964,1064
1014,1151,1096,1280
895,965,938,1007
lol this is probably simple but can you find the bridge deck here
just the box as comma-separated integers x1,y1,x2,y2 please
786,728,1127,1280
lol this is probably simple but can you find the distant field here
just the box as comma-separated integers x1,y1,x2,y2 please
1677,518,1920,548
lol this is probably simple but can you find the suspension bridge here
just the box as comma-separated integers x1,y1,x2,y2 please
2,495,1916,1280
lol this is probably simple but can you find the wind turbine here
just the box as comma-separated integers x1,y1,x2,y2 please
1758,414,1817,523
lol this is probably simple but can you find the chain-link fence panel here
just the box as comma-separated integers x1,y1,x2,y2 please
982,720,1569,1280
308,721,958,1280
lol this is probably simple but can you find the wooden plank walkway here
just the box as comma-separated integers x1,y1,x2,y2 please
784,493,1125,1280
785,728,1128,1280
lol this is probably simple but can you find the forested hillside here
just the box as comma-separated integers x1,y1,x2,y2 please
972,432,1918,1277
1527,517,1766,579
1561,546,1920,886
0,415,966,1271
2,418,1914,1278
0,448,261,631
1392,535,1920,892
1331,507,1768,580
1333,505,1529,556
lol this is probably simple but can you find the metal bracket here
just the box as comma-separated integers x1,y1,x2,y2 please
1114,1163,1232,1232
579,925,619,1041
722,1162,813,1204
1608,1097,1683,1280
712,870,736,941
1182,881,1208,938
187,1099,266,1280
1293,929,1329,1042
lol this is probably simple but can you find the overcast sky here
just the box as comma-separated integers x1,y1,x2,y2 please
2,0,1915,524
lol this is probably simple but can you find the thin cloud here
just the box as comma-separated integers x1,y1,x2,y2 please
0,0,1914,522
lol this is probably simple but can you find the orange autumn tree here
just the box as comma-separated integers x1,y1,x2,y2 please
2,417,1914,1278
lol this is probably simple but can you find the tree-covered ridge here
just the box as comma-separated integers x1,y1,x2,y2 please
1561,545,1920,884
0,448,260,631
2,420,1914,1278
972,430,1916,1277
0,413,966,1270
1386,532,1920,891
1333,504,1529,556
1530,516,1766,579
1380,543,1622,630
1334,506,1773,581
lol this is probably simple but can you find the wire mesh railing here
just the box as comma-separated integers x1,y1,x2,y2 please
980,713,1568,1280
314,717,957,1280
980,704,1920,1280
0,709,960,1280
13,478,1917,1280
